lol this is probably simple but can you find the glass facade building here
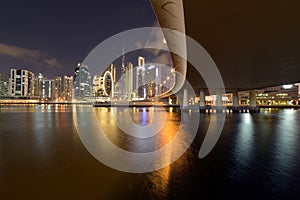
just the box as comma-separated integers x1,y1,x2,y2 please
74,63,92,100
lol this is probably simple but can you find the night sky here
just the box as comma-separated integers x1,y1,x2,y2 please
0,0,156,78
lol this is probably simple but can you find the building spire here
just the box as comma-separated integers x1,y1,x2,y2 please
121,44,125,73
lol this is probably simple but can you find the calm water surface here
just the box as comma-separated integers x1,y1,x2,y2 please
0,105,300,199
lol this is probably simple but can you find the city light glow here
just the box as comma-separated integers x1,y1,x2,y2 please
282,84,293,89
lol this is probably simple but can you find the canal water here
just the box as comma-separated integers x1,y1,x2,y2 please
0,105,300,199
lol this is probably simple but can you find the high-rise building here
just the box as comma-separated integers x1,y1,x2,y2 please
135,61,174,99
93,74,102,96
110,63,116,84
120,62,134,99
74,63,92,99
64,76,73,102
0,73,9,96
34,73,44,97
136,56,146,98
119,50,127,97
145,64,162,98
128,62,133,97
33,77,39,97
39,79,53,100
74,62,80,80
53,76,62,101
10,69,35,97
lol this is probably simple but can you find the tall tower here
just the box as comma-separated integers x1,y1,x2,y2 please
64,76,73,102
120,45,127,97
136,56,146,98
0,73,9,96
53,76,62,101
73,63,92,100
128,62,133,98
109,63,116,84
39,79,53,100
121,45,126,74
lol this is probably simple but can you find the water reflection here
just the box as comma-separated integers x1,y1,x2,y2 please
91,107,199,199
269,109,300,195
235,114,255,167
1,106,300,199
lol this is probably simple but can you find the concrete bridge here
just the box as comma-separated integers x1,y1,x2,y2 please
150,0,300,110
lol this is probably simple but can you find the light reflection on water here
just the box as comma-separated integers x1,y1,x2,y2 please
0,105,300,199
94,107,182,153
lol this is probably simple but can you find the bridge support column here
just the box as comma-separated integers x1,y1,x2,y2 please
199,89,205,113
183,89,189,109
168,96,172,105
216,91,223,113
232,89,239,113
249,89,256,107
249,89,259,113
200,90,205,106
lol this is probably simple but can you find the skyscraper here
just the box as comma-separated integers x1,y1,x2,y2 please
136,56,146,98
110,64,116,84
119,48,127,97
93,74,102,96
0,73,9,96
145,64,161,98
74,63,92,100
34,73,44,97
64,76,73,102
10,69,35,97
53,76,62,101
128,62,133,98
39,79,53,100
33,77,39,97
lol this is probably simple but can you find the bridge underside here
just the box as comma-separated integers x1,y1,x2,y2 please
151,0,300,92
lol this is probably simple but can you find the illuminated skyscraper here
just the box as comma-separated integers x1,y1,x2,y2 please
74,63,92,100
0,73,9,96
110,64,116,84
128,62,133,97
33,77,39,97
53,76,62,100
93,74,102,96
136,56,146,98
34,73,44,97
135,61,174,99
145,64,162,98
39,79,53,100
64,76,73,102
10,69,35,97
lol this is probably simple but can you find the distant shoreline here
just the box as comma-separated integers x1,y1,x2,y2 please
0,102,299,109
